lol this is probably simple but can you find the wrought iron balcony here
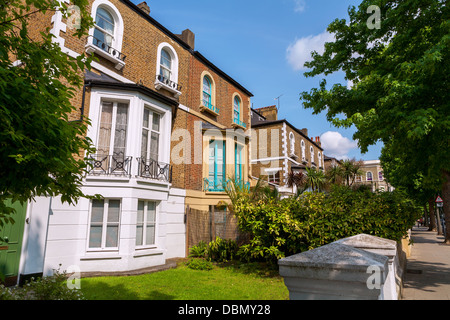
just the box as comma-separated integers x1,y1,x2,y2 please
91,37,126,62
232,118,247,129
200,99,220,116
155,74,182,93
87,155,133,177
137,158,172,183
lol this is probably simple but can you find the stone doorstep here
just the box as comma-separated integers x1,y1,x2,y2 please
80,258,187,279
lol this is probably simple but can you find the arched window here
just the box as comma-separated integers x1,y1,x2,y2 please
289,132,295,155
367,172,373,181
87,0,125,69
310,146,315,164
234,96,241,121
318,152,322,167
203,76,212,107
301,140,306,161
94,7,115,49
160,49,172,80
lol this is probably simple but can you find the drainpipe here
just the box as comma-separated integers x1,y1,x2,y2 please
70,80,92,123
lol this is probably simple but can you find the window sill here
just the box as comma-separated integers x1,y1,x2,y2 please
231,121,247,130
81,252,122,261
200,104,220,117
133,248,164,258
85,43,126,71
155,79,182,97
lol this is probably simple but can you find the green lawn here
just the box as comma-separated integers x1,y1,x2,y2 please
80,261,289,300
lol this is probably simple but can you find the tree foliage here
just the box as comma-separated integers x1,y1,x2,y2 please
300,0,449,240
0,0,95,220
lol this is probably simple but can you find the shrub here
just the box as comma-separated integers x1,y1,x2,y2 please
185,258,214,271
232,185,421,264
0,268,85,300
189,241,208,258
206,237,238,263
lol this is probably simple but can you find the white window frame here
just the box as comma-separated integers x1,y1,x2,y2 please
289,132,295,155
88,199,122,251
86,0,125,70
301,140,306,161
135,200,158,249
155,42,181,97
310,146,315,164
141,106,162,162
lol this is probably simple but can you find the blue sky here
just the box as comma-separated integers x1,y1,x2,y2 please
132,0,383,161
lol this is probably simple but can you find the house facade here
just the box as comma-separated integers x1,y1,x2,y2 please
250,106,324,195
354,160,394,192
10,0,252,284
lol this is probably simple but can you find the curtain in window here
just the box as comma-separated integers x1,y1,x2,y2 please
160,49,172,80
113,103,128,159
94,7,114,47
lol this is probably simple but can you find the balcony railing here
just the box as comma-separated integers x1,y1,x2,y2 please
87,155,133,177
91,37,127,63
137,158,172,183
232,118,247,129
155,74,182,92
203,178,226,192
203,178,250,193
200,99,220,115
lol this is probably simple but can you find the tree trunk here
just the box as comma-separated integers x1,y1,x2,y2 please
428,198,437,231
442,170,450,244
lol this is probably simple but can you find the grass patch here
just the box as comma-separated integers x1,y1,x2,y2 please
80,261,289,300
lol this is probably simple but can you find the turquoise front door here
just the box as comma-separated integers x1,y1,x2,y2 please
0,201,27,286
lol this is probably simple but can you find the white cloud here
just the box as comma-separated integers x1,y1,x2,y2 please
320,131,358,160
293,0,306,13
286,31,334,71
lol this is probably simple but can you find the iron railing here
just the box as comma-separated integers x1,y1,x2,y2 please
87,155,133,177
203,178,250,192
233,117,247,129
156,74,182,92
91,36,127,62
137,158,172,183
201,99,220,115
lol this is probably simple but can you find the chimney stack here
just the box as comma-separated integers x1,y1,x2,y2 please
177,29,195,49
255,105,278,121
137,2,150,15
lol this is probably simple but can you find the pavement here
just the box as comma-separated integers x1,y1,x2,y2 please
402,226,450,300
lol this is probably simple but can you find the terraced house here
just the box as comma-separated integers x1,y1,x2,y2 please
6,0,252,285
250,106,324,196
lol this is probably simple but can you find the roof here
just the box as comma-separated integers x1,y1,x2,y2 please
120,0,253,98
251,119,324,151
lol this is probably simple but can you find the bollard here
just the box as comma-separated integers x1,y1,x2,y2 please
278,242,389,300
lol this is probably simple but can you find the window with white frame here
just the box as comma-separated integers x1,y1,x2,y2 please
289,132,295,155
93,7,115,50
155,43,180,94
89,199,121,249
367,172,373,181
378,171,384,181
98,101,128,157
318,152,322,168
141,107,161,162
310,147,315,164
159,49,172,80
87,1,125,69
136,201,157,247
301,140,306,161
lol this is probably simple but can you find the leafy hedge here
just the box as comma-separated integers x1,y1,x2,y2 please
232,185,421,263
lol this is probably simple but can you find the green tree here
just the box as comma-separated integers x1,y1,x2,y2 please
340,158,364,186
0,0,95,226
300,0,450,242
304,167,326,192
